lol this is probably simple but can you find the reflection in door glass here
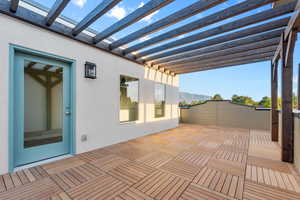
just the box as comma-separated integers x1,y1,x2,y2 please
24,60,63,148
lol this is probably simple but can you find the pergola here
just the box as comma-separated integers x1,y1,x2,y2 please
1,0,300,162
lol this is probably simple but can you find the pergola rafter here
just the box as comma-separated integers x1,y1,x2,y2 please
93,0,175,44
171,51,276,73
123,0,280,55
174,57,273,74
160,43,279,69
109,0,226,50
1,0,297,76
144,19,287,63
46,0,70,26
72,0,122,36
136,2,295,59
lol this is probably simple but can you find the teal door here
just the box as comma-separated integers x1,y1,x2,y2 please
13,52,72,167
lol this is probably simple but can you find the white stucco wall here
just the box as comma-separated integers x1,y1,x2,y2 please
0,14,179,174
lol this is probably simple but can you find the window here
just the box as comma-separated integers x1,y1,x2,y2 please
155,83,166,118
120,75,139,122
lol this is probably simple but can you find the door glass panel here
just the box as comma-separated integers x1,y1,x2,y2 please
24,60,63,148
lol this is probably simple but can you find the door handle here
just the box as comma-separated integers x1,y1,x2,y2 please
65,111,71,115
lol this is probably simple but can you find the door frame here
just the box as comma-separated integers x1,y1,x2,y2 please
9,44,76,172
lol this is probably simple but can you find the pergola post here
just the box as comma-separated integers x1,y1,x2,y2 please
271,60,278,142
280,31,296,163
298,63,300,110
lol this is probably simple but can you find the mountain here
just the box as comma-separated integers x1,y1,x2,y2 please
179,92,211,103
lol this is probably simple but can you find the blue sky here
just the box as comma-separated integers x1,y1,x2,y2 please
32,0,298,101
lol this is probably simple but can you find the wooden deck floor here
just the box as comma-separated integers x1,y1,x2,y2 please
1,124,300,200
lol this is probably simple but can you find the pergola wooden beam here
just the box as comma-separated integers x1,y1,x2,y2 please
93,0,175,44
144,19,287,63
175,57,272,74
169,51,275,72
10,0,19,13
273,0,300,64
109,0,226,50
281,31,296,163
123,0,278,55
137,3,295,59
72,0,122,36
45,0,70,26
162,44,278,69
153,34,280,66
271,60,279,142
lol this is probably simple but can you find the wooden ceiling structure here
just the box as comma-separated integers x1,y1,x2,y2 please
0,0,298,75
1,0,300,163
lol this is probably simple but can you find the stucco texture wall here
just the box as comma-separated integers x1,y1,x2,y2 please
0,14,179,174
180,101,271,130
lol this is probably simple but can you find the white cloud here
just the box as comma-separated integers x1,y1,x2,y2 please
138,2,145,8
107,5,127,20
178,34,185,39
71,0,87,8
139,35,151,42
138,2,159,23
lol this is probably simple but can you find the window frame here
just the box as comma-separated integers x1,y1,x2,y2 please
154,83,166,118
119,74,140,123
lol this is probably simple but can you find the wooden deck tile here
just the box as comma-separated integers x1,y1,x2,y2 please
108,161,156,185
159,159,200,181
0,177,62,200
115,187,154,200
50,163,105,191
76,148,109,162
207,158,245,177
174,151,211,166
243,180,300,200
137,152,173,168
179,183,234,200
67,174,129,200
91,154,130,172
117,147,152,160
193,166,244,200
133,170,190,200
245,164,300,193
247,155,292,173
1,124,300,199
42,157,86,174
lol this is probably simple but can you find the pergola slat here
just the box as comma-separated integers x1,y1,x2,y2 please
0,0,142,66
173,52,275,73
167,47,276,71
137,3,295,58
45,0,70,26
174,53,274,73
176,57,272,74
109,0,226,50
93,0,175,44
153,34,281,66
144,18,287,63
72,0,122,36
123,0,278,55
10,0,19,13
161,40,279,68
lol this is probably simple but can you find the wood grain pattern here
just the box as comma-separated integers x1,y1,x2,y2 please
1,124,299,200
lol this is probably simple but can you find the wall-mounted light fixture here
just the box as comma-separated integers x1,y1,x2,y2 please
85,62,97,79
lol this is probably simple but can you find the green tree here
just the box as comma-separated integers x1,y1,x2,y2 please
231,95,256,106
258,96,271,108
211,94,223,100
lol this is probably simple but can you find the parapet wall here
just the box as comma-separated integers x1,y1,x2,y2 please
180,100,271,130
